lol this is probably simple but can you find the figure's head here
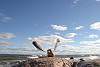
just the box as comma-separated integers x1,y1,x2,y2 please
47,49,54,57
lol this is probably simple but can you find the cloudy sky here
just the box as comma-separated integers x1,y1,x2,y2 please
0,0,100,55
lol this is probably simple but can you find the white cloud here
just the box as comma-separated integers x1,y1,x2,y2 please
57,39,100,55
54,32,60,35
51,25,67,31
66,33,77,38
88,34,99,38
27,37,33,41
0,48,39,54
80,39,100,45
75,26,84,30
78,39,100,54
90,22,100,30
96,0,100,1
0,13,12,23
73,0,80,4
0,41,14,46
1,16,12,22
56,45,79,55
0,33,16,39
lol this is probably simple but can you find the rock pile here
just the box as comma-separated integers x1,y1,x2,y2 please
30,57,72,67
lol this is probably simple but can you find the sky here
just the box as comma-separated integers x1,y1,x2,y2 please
0,0,100,55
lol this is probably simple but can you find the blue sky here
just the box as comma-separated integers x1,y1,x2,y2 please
0,0,100,55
